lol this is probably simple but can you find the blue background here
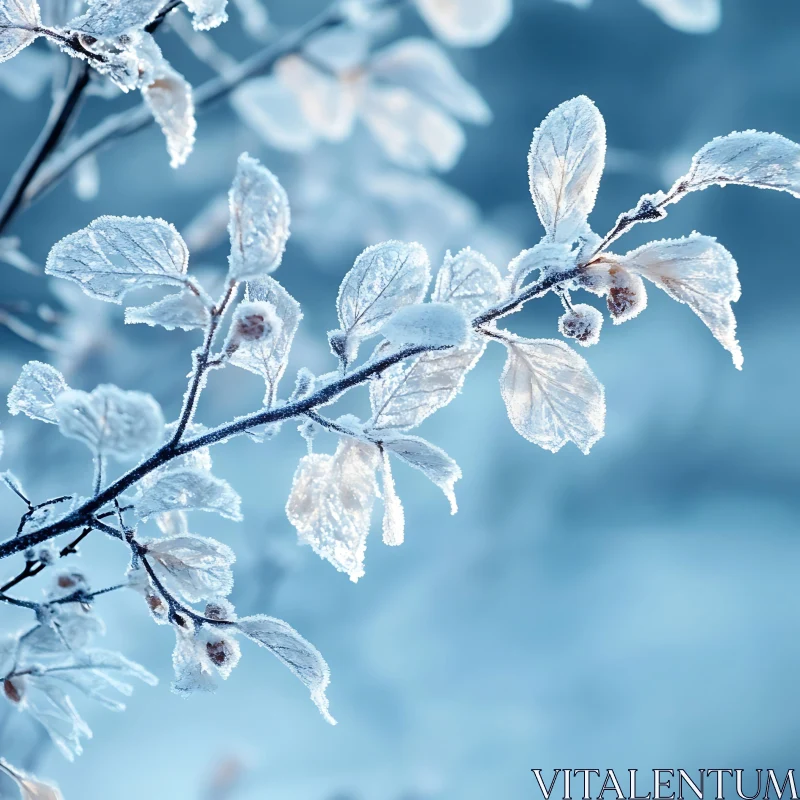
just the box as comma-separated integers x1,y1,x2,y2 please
1,0,799,797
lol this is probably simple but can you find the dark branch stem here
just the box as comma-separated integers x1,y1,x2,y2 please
0,59,90,235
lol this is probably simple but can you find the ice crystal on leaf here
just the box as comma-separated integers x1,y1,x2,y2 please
286,438,379,582
0,759,62,800
183,0,228,31
413,0,512,47
7,361,69,423
379,447,405,546
227,276,302,406
66,0,163,38
125,288,211,331
135,467,243,522
54,384,164,460
528,95,606,245
0,0,41,63
46,216,190,302
433,247,504,317
380,302,469,348
227,153,291,281
500,337,605,454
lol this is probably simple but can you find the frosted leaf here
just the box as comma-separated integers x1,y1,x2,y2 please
605,265,648,324
125,289,211,331
528,96,606,243
379,432,460,514
413,0,511,47
640,0,720,33
337,240,430,352
500,337,605,454
379,447,404,546
509,240,577,293
0,759,63,800
670,131,800,199
8,361,69,423
275,55,356,142
143,534,235,603
55,384,164,459
232,0,269,39
171,625,240,694
621,233,742,368
558,303,603,347
370,38,490,124
66,0,163,38
231,76,317,153
0,0,41,63
228,276,302,405
136,467,243,521
370,344,485,431
183,0,228,30
286,438,379,582
236,614,335,724
432,247,503,316
142,56,196,168
46,216,190,303
227,153,291,281
380,302,468,348
361,85,465,172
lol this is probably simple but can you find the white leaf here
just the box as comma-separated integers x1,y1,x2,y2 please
0,759,63,800
413,0,511,46
640,0,720,33
369,37,491,124
361,84,465,172
66,0,163,38
236,614,335,724
136,467,243,521
621,233,742,369
500,337,605,454
286,438,379,582
380,447,404,546
125,289,211,331
8,361,69,423
183,0,228,30
144,534,235,603
370,344,484,431
55,384,164,459
379,432,461,514
337,240,430,349
0,0,41,63
228,276,302,405
46,216,190,303
432,247,504,316
528,96,606,243
227,152,291,281
231,76,317,153
671,130,800,199
380,302,468,348
275,54,356,142
142,54,197,168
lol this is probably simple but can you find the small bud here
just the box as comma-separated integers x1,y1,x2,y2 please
204,599,235,621
224,301,281,355
37,543,56,566
558,304,603,347
3,677,23,704
606,268,647,324
328,329,348,362
291,367,315,400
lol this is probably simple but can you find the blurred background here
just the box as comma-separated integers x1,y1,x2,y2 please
2,0,800,797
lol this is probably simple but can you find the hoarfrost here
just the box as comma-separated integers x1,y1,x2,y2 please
432,247,503,316
8,361,69,423
379,447,404,546
125,289,211,331
380,302,468,348
0,0,41,63
135,467,243,521
183,0,228,30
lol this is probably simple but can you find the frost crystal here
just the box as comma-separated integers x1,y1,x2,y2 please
135,467,243,521
558,303,603,347
46,216,190,302
183,0,229,30
500,337,605,454
379,448,405,546
171,624,240,694
379,433,460,514
432,247,503,316
369,38,491,125
670,130,800,199
227,153,291,281
380,302,469,348
286,438,379,582
0,0,41,63
66,0,163,38
337,240,430,355
8,361,69,423
143,535,235,604
413,0,512,47
528,95,606,244
236,614,335,725
228,276,302,405
125,289,211,331
621,233,742,369
55,384,164,459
